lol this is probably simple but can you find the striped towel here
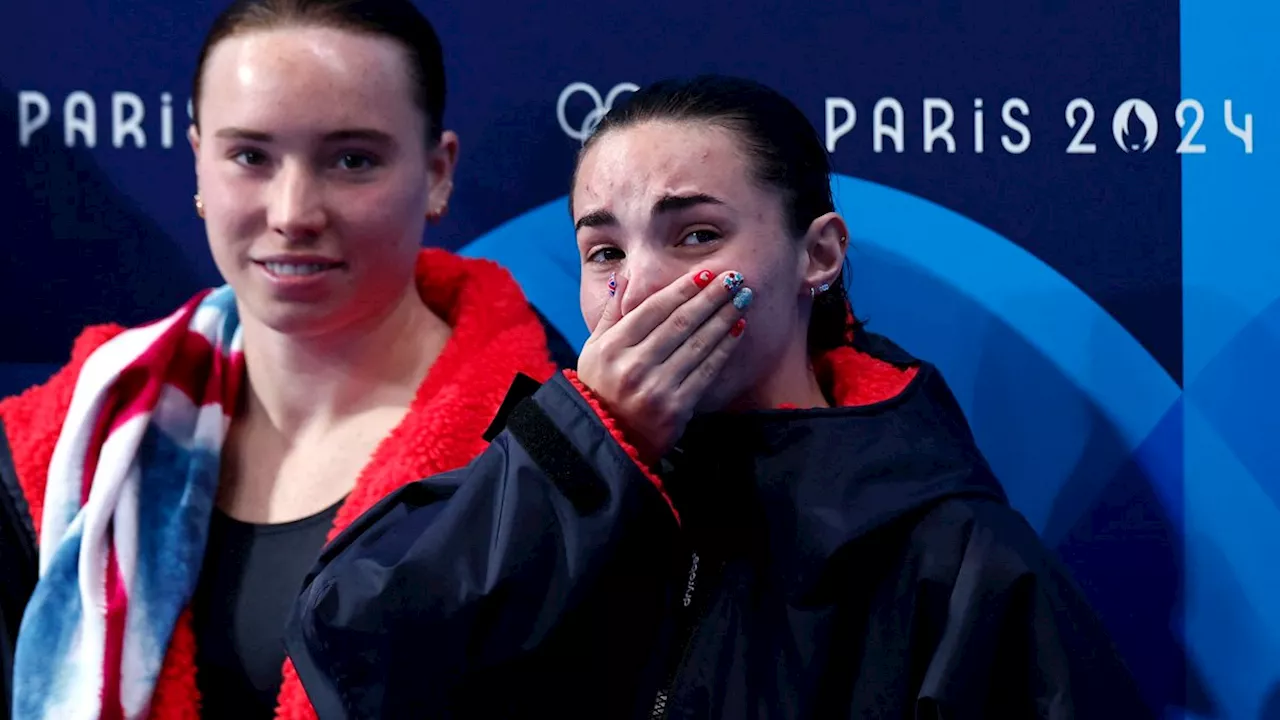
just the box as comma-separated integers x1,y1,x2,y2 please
13,286,244,720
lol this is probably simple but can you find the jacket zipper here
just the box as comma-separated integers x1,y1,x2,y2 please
649,550,722,719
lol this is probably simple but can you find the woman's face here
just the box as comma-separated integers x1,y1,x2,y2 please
572,120,811,410
190,25,457,338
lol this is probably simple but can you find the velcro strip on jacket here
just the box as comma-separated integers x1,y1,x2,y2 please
504,397,609,516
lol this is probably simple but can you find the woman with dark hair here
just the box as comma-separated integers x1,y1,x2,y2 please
0,1,569,718
286,75,1152,719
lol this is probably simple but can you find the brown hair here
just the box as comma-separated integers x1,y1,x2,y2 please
190,0,447,144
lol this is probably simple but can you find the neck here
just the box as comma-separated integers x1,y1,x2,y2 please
735,330,831,411
237,284,451,437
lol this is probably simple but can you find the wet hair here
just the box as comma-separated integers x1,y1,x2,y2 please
191,0,446,144
574,74,855,354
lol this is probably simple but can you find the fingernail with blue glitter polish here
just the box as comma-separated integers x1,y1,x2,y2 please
722,271,744,293
732,287,754,311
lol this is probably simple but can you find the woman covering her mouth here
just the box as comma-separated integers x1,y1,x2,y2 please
0,1,571,718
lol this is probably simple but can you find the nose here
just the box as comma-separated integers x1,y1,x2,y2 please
618,250,683,316
268,161,327,242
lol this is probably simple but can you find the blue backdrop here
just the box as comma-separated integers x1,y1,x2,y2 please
3,1,1276,717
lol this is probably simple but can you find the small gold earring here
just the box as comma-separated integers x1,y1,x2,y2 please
194,193,205,218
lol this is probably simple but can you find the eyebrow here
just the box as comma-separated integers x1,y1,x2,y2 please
212,127,396,145
573,193,727,232
653,193,724,215
574,208,616,232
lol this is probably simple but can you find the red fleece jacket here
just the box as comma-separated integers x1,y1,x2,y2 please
0,249,558,720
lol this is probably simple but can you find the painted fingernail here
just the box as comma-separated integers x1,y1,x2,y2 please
722,271,744,293
608,272,617,297
732,287,754,311
693,269,714,289
729,318,747,337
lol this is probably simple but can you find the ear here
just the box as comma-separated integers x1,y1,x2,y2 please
798,212,849,296
426,129,460,215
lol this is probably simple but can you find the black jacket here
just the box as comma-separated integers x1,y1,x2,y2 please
285,337,1152,719
0,417,37,720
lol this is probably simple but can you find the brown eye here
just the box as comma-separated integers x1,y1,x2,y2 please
587,247,625,264
679,229,721,246
233,149,268,166
336,152,379,171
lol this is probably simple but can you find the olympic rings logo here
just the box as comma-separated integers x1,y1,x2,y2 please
556,82,640,142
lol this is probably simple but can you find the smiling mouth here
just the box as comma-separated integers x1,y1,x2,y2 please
257,260,344,276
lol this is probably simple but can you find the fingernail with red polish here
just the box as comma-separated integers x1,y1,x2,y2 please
693,269,714,289
730,318,747,337
608,272,617,297
723,271,744,293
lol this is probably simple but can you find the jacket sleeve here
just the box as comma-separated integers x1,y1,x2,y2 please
0,419,38,720
283,372,681,719
914,501,1155,720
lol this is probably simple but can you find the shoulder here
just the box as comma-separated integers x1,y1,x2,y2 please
0,323,126,530
907,495,1078,594
896,496,1110,651
414,249,568,379
0,322,126,427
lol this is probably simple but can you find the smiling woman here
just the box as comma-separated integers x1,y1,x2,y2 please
191,19,446,340
0,2,565,719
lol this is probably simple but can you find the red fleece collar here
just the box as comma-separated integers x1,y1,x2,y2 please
787,304,919,409
322,247,558,539
811,342,919,408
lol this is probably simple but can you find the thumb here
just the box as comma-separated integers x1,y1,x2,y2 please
588,271,628,341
